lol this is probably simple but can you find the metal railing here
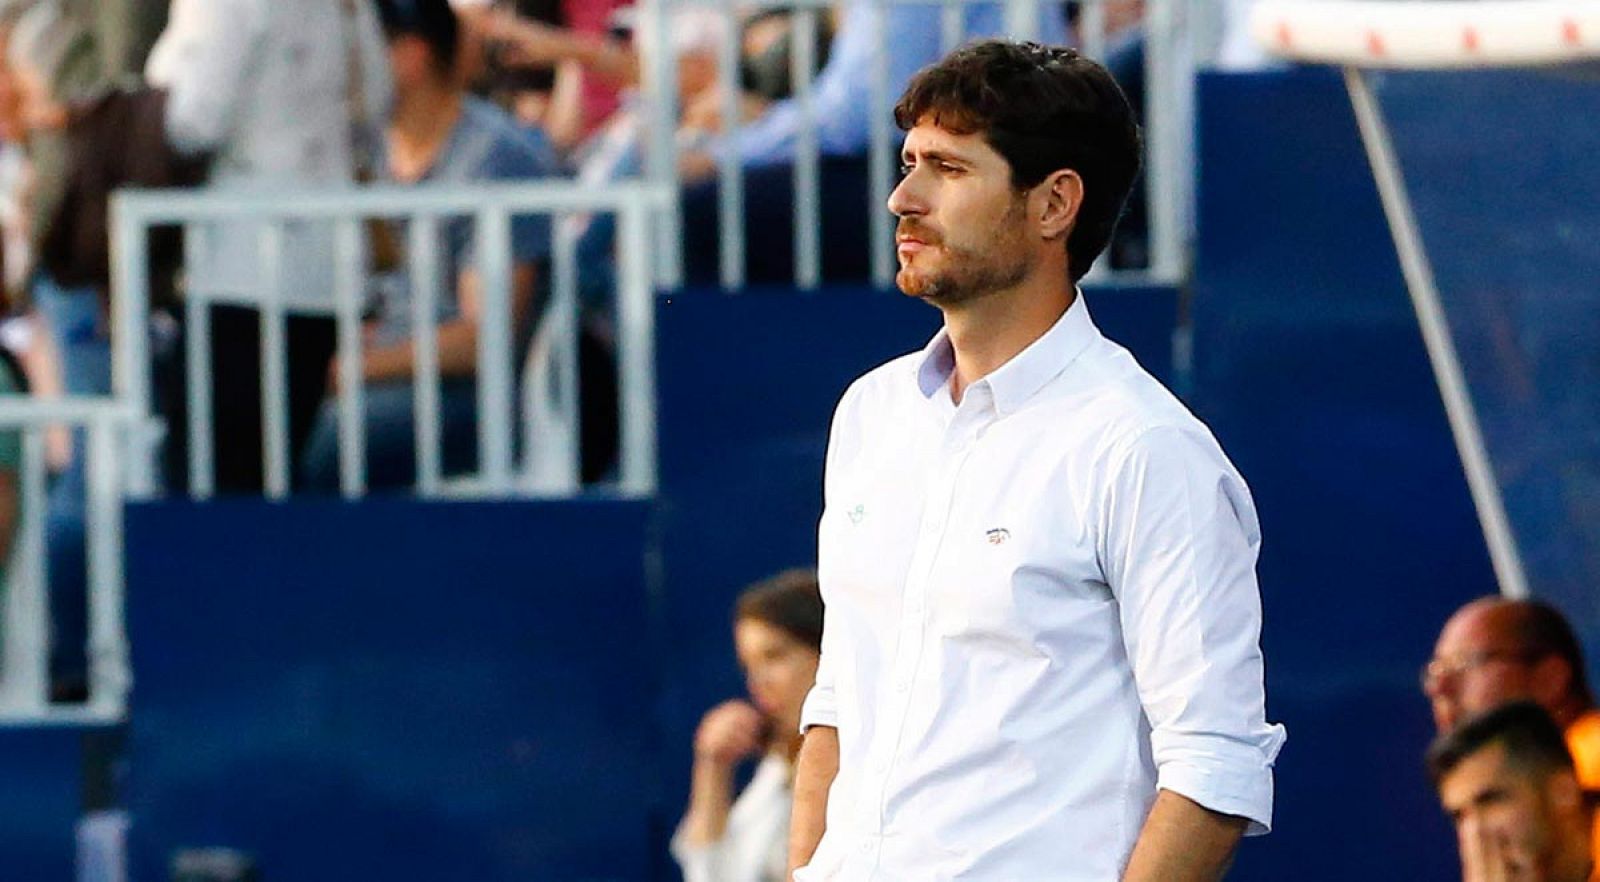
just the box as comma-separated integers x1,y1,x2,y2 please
0,398,135,725
637,0,1203,291
110,181,671,501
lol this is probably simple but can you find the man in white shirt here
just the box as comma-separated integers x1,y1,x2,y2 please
788,41,1285,882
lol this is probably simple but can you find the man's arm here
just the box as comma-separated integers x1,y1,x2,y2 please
359,263,537,383
787,724,838,881
1121,790,1247,882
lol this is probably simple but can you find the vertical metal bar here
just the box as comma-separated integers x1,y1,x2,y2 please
1143,0,1185,281
409,216,443,497
109,197,155,497
1004,0,1039,41
870,0,896,289
1081,0,1108,59
940,0,964,53
183,227,214,499
639,0,684,289
616,203,658,495
475,208,516,493
84,414,129,718
333,218,367,498
1345,67,1530,599
792,5,822,289
6,427,51,711
523,216,582,494
715,0,746,289
257,223,291,499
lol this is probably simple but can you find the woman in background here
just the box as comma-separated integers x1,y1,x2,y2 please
674,568,824,882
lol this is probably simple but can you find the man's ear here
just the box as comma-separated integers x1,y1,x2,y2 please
1035,169,1083,242
1547,769,1584,814
1530,655,1574,710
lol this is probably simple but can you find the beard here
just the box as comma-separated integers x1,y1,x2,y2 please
895,199,1034,305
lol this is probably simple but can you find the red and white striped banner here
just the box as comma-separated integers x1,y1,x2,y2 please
1251,1,1600,68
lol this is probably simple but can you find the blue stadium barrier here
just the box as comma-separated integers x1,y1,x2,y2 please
1191,67,1497,881
0,729,82,879
124,499,658,882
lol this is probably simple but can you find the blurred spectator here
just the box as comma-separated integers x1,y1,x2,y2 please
672,0,1066,285
6,1,109,701
680,0,1067,178
299,0,559,491
145,0,391,493
0,345,23,590
1425,597,1600,857
1427,702,1597,882
674,568,823,882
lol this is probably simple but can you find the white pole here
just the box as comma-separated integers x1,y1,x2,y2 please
257,223,291,499
1344,67,1531,599
183,228,215,498
617,203,658,495
870,0,896,289
792,5,822,289
108,197,156,497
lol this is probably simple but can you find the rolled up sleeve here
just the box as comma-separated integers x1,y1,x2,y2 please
1101,424,1286,835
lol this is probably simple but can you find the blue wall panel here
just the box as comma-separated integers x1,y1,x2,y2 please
0,729,81,879
1192,69,1497,880
125,499,657,882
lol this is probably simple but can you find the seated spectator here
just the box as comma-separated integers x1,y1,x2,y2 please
299,0,559,491
1426,598,1600,778
1426,597,1600,858
673,568,823,882
1427,702,1598,882
145,0,391,493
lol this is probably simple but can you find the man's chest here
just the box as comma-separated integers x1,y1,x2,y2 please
819,413,1113,640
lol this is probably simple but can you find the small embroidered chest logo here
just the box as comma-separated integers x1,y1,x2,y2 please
986,527,1011,545
848,504,866,525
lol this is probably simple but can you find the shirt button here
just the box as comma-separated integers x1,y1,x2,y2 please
859,840,873,854
894,678,910,693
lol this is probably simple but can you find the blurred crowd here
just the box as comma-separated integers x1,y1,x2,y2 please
0,0,1149,696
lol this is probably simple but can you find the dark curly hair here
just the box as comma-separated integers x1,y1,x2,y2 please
894,40,1142,282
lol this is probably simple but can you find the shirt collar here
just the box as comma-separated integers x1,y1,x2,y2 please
913,290,1100,416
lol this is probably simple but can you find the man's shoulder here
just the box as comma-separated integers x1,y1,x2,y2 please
453,98,561,179
1063,340,1227,460
835,350,922,414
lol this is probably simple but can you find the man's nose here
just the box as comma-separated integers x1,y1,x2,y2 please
888,172,926,218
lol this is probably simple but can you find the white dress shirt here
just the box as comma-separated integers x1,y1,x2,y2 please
145,0,392,311
671,753,793,882
798,294,1285,881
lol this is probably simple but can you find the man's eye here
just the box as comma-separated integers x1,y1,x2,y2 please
897,162,913,177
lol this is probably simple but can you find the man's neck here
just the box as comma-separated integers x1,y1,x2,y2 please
388,83,464,183
942,273,1075,405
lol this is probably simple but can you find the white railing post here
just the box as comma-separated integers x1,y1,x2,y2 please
792,5,822,289
870,0,897,289
257,223,292,499
109,196,157,498
1144,0,1190,282
715,0,747,289
617,201,659,496
409,216,444,497
523,219,582,494
639,0,685,290
85,412,130,718
333,218,368,498
184,227,216,498
475,208,516,493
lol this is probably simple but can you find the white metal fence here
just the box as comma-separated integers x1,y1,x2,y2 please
0,399,134,725
110,182,671,501
636,0,1206,291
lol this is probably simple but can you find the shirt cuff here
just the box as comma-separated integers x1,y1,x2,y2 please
798,682,836,733
1154,731,1284,836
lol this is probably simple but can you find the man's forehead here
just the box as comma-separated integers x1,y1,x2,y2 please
902,121,991,159
1438,600,1515,653
1441,743,1513,808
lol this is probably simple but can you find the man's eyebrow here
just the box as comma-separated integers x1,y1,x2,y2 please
901,148,972,167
